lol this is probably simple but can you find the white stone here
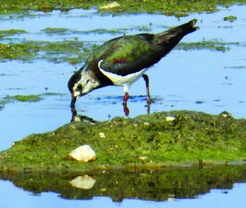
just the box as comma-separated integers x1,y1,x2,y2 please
166,116,175,121
68,145,96,162
99,132,106,138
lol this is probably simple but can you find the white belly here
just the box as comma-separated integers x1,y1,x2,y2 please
98,60,148,86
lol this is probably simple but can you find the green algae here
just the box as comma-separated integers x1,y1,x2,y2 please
0,111,245,173
0,29,28,39
1,0,246,17
224,15,237,22
5,94,43,102
1,92,65,108
41,27,69,35
0,41,87,64
0,39,240,64
177,40,240,52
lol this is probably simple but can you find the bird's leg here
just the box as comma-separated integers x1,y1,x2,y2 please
123,92,130,116
70,96,77,112
142,74,151,104
71,108,78,122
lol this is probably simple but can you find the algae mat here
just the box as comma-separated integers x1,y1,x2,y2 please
0,110,246,172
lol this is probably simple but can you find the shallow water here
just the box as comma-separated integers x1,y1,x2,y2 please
0,4,246,208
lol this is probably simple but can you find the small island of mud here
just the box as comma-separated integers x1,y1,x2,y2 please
0,110,245,173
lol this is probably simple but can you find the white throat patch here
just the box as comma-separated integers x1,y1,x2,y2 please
98,60,148,90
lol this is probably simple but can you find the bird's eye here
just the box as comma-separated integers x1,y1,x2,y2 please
77,84,82,91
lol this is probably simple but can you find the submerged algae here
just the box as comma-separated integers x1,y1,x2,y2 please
0,111,245,172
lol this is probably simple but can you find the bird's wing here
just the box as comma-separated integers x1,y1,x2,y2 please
93,34,160,76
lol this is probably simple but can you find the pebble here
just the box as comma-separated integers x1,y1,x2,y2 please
68,145,96,162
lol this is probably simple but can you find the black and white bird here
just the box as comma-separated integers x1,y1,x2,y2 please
68,19,198,115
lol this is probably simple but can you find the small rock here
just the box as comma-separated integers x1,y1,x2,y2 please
166,116,175,121
99,132,106,138
69,175,96,189
68,145,96,162
139,156,148,160
143,122,150,126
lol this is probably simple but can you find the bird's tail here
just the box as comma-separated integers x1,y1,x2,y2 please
154,19,198,51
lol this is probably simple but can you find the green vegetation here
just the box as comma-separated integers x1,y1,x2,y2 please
224,15,237,22
0,93,65,109
0,0,246,17
0,41,89,64
0,111,245,172
41,27,69,35
0,39,241,64
5,94,43,102
0,29,27,38
178,40,240,52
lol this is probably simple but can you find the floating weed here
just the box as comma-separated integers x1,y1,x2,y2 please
81,28,124,35
5,94,43,102
0,39,242,64
3,92,65,104
0,40,90,64
42,28,69,35
41,28,128,36
0,29,28,39
224,15,237,22
0,43,39,61
177,40,240,52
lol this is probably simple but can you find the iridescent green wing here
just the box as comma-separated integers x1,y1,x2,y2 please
94,34,157,76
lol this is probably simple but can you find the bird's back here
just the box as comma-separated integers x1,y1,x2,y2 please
87,19,197,76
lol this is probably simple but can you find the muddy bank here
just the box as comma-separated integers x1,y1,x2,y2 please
0,110,245,173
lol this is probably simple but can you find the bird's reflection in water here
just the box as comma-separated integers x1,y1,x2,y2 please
123,101,150,116
71,103,150,123
70,109,97,123
70,94,152,122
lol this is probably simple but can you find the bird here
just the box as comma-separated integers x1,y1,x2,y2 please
68,19,198,115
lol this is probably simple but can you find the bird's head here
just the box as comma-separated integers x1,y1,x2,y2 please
68,63,100,110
